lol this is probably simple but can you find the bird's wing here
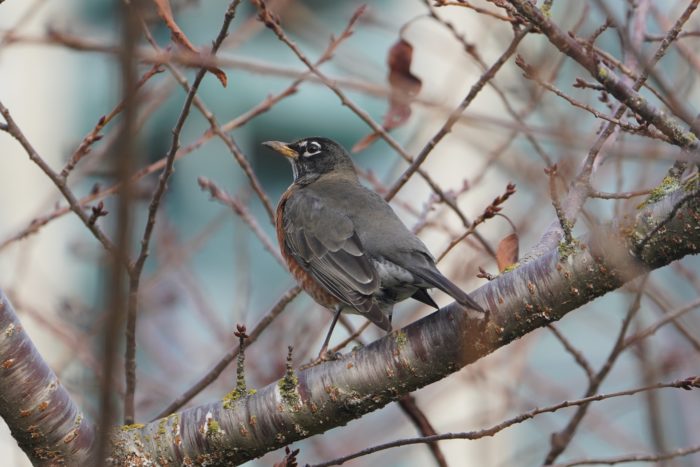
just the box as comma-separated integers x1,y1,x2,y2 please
387,249,484,313
282,192,390,329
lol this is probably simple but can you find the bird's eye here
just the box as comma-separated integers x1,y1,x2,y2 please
303,141,321,157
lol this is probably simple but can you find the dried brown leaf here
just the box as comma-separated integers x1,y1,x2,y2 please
153,0,197,52
152,0,228,87
351,132,381,153
496,232,519,272
203,60,228,88
387,39,421,102
353,39,422,152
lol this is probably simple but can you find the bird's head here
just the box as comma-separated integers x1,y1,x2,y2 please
263,137,357,183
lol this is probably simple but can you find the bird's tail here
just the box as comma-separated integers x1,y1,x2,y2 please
352,300,392,332
413,267,484,313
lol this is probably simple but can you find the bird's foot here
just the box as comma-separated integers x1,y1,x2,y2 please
318,347,342,362
300,348,342,370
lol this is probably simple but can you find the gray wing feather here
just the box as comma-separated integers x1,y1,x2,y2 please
298,178,482,316
387,250,484,313
283,192,385,320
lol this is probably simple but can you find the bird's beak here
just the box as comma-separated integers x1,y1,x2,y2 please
262,141,298,160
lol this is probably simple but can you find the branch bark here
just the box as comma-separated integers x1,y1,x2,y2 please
0,295,94,465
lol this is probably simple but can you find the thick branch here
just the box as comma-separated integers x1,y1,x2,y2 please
0,296,94,465
106,179,700,464
0,180,696,464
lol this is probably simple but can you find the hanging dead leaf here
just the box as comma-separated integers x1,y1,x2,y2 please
152,0,228,86
351,131,381,153
352,39,422,152
496,232,519,272
153,0,198,52
387,39,421,110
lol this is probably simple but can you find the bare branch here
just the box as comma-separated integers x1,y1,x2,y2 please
557,443,700,466
123,0,243,425
311,377,700,467
107,179,700,464
0,102,119,259
506,0,699,152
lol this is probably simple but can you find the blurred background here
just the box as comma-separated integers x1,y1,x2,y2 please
1,0,699,466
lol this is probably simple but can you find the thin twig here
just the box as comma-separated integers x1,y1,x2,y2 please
330,321,371,354
60,64,164,179
557,443,700,466
123,0,244,425
436,1,516,23
385,26,529,199
622,296,700,349
547,324,595,382
0,102,119,260
589,189,652,199
310,376,699,467
198,177,284,267
152,286,301,419
515,56,669,142
437,183,516,262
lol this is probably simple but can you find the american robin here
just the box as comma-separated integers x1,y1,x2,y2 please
263,137,484,355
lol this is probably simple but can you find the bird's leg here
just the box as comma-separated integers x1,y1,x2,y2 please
318,305,342,360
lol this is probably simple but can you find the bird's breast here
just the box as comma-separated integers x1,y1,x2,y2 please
276,188,339,309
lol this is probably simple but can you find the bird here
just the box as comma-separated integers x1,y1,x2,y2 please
263,137,484,357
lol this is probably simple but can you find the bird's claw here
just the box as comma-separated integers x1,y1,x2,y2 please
318,348,342,362
300,349,343,370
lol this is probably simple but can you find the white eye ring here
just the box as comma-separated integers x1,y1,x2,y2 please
303,141,321,157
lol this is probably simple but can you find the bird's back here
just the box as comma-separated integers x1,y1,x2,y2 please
303,175,431,263
301,175,482,313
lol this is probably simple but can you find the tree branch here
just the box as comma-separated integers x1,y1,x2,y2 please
0,177,700,465
0,175,696,464
0,295,94,465
1,140,697,466
312,377,700,467
506,0,699,152
104,176,700,464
